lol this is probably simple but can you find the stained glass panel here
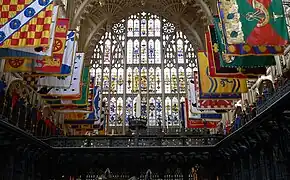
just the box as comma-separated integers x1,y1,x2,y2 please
133,40,139,64
133,67,139,93
126,98,133,124
141,67,147,93
127,67,132,93
134,19,139,37
90,12,197,131
103,67,109,93
148,40,155,63
154,19,161,37
117,68,124,94
177,39,184,63
127,40,133,64
127,19,133,37
164,68,171,94
149,67,155,93
141,19,147,36
109,97,117,126
141,40,147,64
104,40,111,64
179,67,186,93
155,40,161,64
156,67,162,94
165,97,172,126
117,97,123,125
111,68,117,94
148,19,154,37
149,98,156,126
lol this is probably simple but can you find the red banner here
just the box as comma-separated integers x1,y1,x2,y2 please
187,119,218,129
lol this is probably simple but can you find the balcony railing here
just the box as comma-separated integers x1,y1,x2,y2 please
256,81,290,114
42,134,223,148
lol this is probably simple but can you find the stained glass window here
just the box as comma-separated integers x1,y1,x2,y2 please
90,12,197,132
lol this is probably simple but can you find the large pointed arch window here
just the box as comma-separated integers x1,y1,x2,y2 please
90,12,197,131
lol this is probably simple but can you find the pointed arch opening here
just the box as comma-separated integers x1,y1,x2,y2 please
90,12,198,133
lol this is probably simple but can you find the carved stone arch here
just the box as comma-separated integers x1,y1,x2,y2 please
71,0,93,29
180,18,204,49
83,12,204,62
83,18,108,52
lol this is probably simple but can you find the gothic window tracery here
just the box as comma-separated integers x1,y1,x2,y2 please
90,12,197,128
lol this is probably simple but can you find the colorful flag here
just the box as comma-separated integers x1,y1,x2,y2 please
2,17,69,73
2,5,59,57
39,53,85,97
45,67,90,107
218,0,289,46
187,81,223,120
34,18,69,73
4,58,32,72
63,86,99,121
197,51,247,98
193,72,234,110
60,31,76,75
38,52,83,89
31,30,76,76
214,16,276,68
0,0,54,48
206,26,266,78
184,99,219,129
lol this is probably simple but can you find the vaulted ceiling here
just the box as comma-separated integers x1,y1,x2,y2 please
63,0,217,64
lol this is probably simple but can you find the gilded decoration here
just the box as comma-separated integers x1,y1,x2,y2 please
227,45,236,53
258,46,267,53
243,45,251,53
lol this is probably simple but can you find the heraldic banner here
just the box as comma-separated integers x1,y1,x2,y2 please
205,26,266,78
193,72,234,110
218,0,289,46
213,16,276,68
197,51,248,99
0,0,54,49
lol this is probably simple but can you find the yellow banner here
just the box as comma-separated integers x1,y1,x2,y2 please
4,58,32,72
198,51,248,94
64,113,87,120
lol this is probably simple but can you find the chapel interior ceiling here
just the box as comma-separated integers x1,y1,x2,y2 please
67,0,215,65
